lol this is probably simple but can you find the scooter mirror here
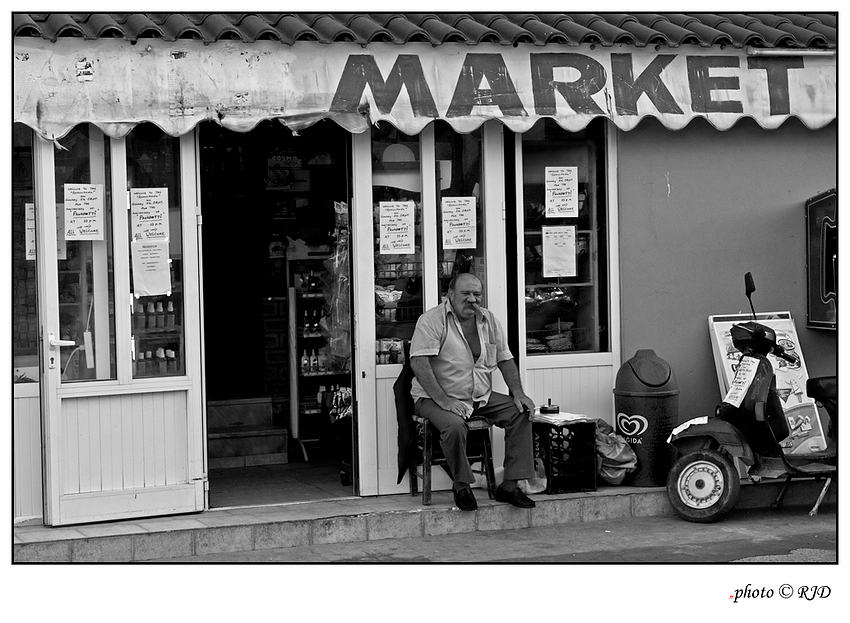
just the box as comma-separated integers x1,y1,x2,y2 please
744,272,756,296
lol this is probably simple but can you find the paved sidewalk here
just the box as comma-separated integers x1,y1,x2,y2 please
150,508,837,563
13,478,835,562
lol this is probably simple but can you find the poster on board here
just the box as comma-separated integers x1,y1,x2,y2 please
708,312,827,455
130,188,169,240
441,197,476,249
379,201,415,254
542,225,577,278
64,184,104,240
131,239,171,297
545,166,578,218
25,202,67,260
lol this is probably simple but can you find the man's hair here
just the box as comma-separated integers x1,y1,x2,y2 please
447,271,480,292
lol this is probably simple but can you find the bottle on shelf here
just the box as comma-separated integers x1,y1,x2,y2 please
155,302,165,328
146,302,156,329
145,350,154,375
318,348,327,372
309,349,318,372
301,349,310,374
156,348,167,374
134,302,146,331
312,309,320,331
136,351,145,376
166,349,176,374
165,301,175,328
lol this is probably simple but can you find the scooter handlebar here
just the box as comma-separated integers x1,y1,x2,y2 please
773,345,799,365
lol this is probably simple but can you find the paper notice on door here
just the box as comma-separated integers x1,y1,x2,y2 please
25,203,35,260
130,188,169,240
441,196,476,249
723,355,759,408
379,201,415,254
64,184,104,240
542,225,577,278
25,203,67,260
131,239,172,296
545,166,578,217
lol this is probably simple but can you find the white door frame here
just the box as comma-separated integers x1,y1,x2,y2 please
37,128,206,525
511,124,622,420
352,121,512,495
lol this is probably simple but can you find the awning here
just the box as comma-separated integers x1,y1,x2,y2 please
14,39,836,140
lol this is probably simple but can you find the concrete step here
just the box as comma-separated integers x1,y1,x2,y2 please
13,478,835,563
207,425,289,467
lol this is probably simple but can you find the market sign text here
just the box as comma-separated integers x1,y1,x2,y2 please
331,52,805,119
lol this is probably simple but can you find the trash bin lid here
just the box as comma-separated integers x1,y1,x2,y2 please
615,349,677,392
630,350,671,387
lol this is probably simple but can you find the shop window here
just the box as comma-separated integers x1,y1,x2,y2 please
12,124,38,384
127,124,185,377
54,125,117,381
521,120,609,354
372,126,422,364
434,122,483,299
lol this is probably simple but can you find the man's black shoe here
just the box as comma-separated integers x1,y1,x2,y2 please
453,485,478,511
495,486,536,508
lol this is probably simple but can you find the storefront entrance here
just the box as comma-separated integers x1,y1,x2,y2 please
199,121,356,507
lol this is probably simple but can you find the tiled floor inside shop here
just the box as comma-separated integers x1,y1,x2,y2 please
208,459,354,508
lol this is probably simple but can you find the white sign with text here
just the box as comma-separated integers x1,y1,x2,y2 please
379,201,415,255
545,166,578,218
64,184,104,240
441,196,476,250
130,188,169,240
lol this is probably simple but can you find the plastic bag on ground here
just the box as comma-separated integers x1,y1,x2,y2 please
592,418,637,485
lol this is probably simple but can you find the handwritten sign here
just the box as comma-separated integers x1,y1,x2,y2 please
723,355,759,408
25,203,35,260
441,197,476,249
25,202,67,260
64,184,104,240
545,166,578,217
131,188,169,240
542,225,577,278
131,240,172,296
379,201,415,255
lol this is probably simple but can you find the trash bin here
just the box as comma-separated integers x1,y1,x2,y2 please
613,349,679,486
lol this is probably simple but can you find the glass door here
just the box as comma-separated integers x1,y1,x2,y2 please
353,121,507,495
515,119,619,420
36,125,206,525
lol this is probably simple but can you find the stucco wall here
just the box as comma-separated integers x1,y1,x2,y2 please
616,117,837,423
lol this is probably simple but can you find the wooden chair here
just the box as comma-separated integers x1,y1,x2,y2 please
408,415,497,505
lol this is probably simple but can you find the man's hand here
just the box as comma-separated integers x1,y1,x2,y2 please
437,397,474,419
513,392,536,417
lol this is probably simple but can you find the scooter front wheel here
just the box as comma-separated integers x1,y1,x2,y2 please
667,449,740,523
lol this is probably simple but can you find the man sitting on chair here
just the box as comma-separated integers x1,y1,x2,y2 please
409,272,537,511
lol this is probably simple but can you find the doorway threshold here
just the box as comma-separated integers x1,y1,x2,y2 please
208,458,353,508
214,496,362,512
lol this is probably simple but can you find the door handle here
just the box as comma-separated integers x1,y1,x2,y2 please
48,332,76,348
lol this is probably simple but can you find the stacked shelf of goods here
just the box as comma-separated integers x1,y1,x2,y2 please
526,327,590,354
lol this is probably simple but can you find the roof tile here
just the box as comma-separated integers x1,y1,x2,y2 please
123,14,163,40
634,14,701,47
11,12,836,49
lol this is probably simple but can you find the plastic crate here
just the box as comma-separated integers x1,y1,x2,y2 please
532,421,597,494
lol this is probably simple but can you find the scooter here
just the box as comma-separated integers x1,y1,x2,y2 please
666,273,837,523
